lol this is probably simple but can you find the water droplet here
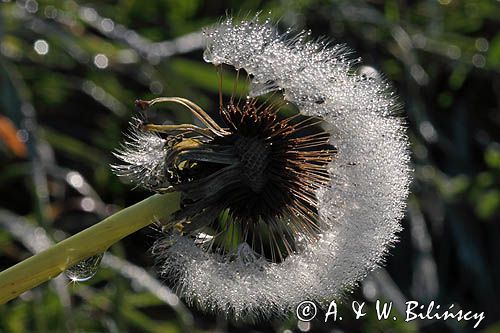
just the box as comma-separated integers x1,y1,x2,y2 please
472,53,486,68
80,7,97,22
149,81,163,94
44,5,57,19
66,171,83,188
94,53,109,69
475,37,489,52
100,18,114,33
65,253,104,282
25,0,38,13
33,39,49,55
81,197,96,212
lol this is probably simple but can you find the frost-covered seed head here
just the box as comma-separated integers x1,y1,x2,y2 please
113,16,411,321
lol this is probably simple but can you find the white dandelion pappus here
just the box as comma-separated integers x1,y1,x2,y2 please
112,119,169,190
114,16,411,321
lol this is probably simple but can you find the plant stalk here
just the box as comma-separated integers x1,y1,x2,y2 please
0,193,180,304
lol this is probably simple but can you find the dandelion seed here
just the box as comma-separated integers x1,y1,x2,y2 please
113,16,410,321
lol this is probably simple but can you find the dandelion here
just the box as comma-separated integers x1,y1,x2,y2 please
113,16,411,321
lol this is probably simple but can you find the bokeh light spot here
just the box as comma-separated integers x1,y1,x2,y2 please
94,54,109,69
33,39,49,55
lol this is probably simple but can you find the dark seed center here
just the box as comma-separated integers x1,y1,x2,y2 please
162,98,335,263
234,136,270,192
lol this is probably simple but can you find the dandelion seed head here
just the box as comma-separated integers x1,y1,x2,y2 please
114,16,410,321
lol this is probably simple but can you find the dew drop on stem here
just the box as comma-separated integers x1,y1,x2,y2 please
64,252,104,282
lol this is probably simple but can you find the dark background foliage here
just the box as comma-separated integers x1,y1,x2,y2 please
0,0,499,332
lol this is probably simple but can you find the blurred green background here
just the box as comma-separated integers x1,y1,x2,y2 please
0,0,499,332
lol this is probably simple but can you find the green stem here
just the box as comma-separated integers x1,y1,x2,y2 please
0,193,180,304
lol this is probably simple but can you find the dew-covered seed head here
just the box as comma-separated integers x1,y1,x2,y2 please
113,15,411,321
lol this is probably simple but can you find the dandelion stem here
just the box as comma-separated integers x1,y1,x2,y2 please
0,192,180,304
